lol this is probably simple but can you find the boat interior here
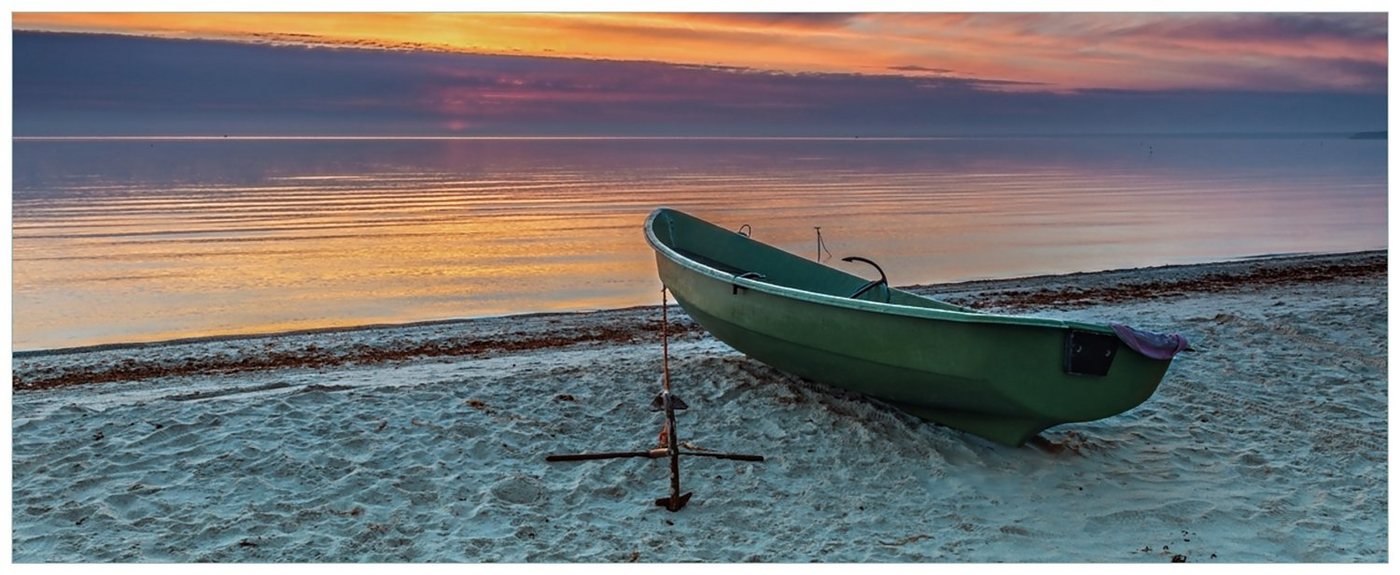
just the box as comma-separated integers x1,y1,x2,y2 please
651,208,975,314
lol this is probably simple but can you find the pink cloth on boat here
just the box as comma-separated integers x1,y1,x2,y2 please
1110,323,1189,360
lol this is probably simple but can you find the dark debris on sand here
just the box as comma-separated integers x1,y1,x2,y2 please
935,253,1384,311
13,319,702,392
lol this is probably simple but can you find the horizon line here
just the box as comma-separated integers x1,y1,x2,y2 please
12,132,1374,142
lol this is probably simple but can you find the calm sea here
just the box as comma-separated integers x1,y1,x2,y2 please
11,136,1387,351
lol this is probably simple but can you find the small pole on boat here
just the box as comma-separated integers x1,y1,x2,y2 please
544,285,764,512
814,226,832,262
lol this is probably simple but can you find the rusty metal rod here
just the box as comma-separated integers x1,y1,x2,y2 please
678,451,765,462
546,449,762,463
545,451,656,462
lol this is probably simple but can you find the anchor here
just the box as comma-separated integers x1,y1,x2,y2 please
545,287,764,512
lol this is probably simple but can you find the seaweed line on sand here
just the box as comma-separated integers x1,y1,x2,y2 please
929,252,1384,310
13,320,702,392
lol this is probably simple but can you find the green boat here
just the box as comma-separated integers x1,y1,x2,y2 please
645,208,1187,446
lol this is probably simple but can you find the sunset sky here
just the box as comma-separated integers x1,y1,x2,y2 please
11,12,1389,136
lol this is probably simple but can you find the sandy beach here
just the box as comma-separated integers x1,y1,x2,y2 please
11,250,1387,562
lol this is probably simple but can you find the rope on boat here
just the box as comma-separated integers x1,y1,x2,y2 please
662,286,670,393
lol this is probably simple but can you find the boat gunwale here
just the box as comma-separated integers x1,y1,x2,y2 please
645,207,1111,333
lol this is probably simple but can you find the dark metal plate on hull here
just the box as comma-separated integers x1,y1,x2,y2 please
1064,330,1118,376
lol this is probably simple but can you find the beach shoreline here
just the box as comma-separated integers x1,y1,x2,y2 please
11,250,1388,562
10,248,1386,358
12,249,1385,388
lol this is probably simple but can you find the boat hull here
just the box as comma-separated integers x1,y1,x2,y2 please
646,208,1174,446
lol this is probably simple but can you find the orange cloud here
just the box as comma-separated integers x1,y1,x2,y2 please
11,12,1387,92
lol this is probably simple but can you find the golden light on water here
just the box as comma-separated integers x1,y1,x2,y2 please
11,138,1386,350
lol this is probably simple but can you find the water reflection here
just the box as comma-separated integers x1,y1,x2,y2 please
11,137,1387,350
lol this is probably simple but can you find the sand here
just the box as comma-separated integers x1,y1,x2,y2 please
10,251,1387,562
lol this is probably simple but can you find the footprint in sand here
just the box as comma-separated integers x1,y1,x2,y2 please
489,475,546,505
